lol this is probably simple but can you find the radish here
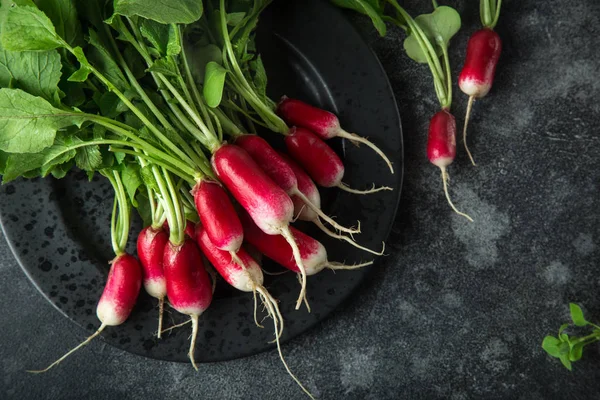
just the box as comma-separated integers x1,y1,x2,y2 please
459,2,503,165
234,134,359,234
195,223,315,399
137,226,169,338
211,143,309,310
192,179,245,266
427,110,473,222
277,97,394,173
29,254,142,373
163,239,213,370
278,151,385,256
285,127,392,195
239,210,374,281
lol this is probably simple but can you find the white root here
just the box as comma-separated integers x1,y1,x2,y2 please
280,227,309,311
314,218,385,256
188,315,199,371
337,182,393,195
27,323,107,373
338,128,394,174
440,167,473,222
463,95,477,166
255,285,315,400
294,190,360,234
327,260,374,271
229,251,247,271
159,319,191,336
296,273,311,313
157,297,165,339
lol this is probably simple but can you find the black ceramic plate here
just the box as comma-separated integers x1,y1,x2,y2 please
0,0,402,362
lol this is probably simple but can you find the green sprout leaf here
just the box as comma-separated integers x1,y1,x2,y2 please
111,0,203,24
121,163,142,206
569,343,584,362
542,336,561,358
559,354,573,371
403,6,460,63
570,303,589,327
203,61,227,108
0,4,64,51
0,88,85,153
139,19,181,57
330,0,387,36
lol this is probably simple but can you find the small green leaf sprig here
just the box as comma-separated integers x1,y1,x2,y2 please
542,304,600,370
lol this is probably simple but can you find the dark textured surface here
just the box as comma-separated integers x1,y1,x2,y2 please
2,0,600,399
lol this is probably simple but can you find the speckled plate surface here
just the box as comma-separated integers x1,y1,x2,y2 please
0,0,402,363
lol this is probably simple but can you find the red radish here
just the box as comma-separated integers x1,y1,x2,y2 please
192,179,245,266
285,127,392,195
277,97,394,173
211,143,309,310
279,151,384,256
29,254,142,373
195,224,314,399
240,210,373,279
163,239,213,370
235,134,359,234
458,28,502,165
137,226,169,338
427,110,473,222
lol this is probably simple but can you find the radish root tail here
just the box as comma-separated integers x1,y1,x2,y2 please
157,297,165,339
262,268,289,276
292,204,306,222
327,260,374,270
314,218,385,256
188,315,199,371
256,286,314,400
280,227,309,311
160,319,191,336
337,182,393,195
463,95,477,166
27,323,107,373
338,129,394,174
295,190,360,234
296,273,311,313
441,167,473,222
252,288,264,329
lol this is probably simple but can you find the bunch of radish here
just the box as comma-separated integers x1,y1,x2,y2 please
0,1,401,397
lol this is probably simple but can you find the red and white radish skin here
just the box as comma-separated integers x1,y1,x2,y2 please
211,143,309,310
163,239,213,370
458,28,502,165
240,211,373,277
30,254,142,373
137,226,169,337
279,151,384,256
427,110,473,222
192,179,245,269
235,134,358,234
285,127,392,195
195,224,314,399
277,97,394,173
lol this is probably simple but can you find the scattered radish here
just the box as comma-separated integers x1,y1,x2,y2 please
192,179,245,266
459,1,503,165
277,97,394,173
278,151,384,256
234,134,359,234
196,223,314,399
163,239,213,370
211,143,309,310
285,127,392,195
29,254,142,373
137,226,169,338
427,110,473,222
239,210,374,281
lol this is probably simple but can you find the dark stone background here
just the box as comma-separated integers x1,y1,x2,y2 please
1,0,599,399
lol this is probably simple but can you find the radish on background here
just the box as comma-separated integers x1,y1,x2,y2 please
137,226,169,338
211,143,310,310
277,96,394,173
459,0,503,165
163,239,213,370
234,134,360,234
427,110,473,222
285,127,393,195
